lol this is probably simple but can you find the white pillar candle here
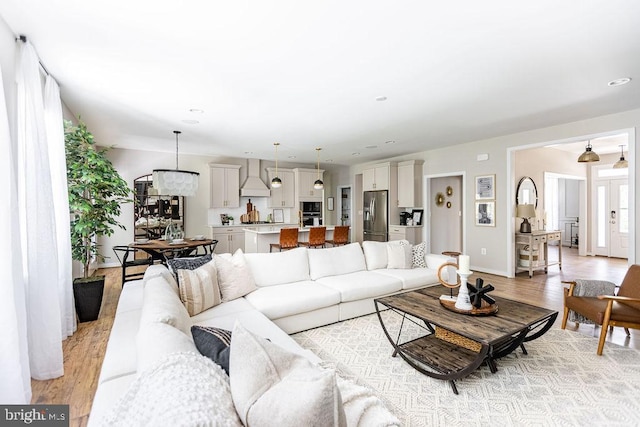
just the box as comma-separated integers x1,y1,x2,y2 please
458,255,471,274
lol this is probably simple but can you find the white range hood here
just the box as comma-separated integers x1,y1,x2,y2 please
240,159,271,197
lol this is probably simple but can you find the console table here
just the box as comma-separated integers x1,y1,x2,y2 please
515,230,562,278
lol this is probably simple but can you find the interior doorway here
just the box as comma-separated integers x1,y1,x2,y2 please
427,174,463,255
593,172,629,258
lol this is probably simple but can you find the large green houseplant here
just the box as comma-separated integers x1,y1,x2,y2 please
65,119,132,321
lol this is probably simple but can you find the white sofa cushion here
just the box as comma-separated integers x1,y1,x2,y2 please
136,321,197,373
215,249,257,302
143,264,178,290
230,323,346,427
362,241,388,270
387,242,412,269
245,281,341,320
244,247,310,287
141,277,192,336
315,271,402,302
373,268,440,290
308,243,366,280
98,309,141,384
189,297,255,324
176,260,221,316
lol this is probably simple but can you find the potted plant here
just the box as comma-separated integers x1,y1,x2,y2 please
65,119,132,322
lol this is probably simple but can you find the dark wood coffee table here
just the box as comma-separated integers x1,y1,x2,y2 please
374,286,557,394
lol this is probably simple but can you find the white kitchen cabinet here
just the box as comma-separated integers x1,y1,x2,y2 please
294,168,324,201
363,164,391,191
267,167,295,208
388,225,422,245
397,160,423,207
209,164,241,208
211,227,245,254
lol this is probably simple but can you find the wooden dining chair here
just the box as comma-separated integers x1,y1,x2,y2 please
561,264,640,355
326,225,350,247
270,228,299,252
300,226,326,249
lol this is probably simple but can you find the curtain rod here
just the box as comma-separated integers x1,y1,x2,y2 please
16,34,52,77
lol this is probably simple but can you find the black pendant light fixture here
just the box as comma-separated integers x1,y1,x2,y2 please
153,131,200,196
613,144,629,169
271,142,282,188
577,140,600,163
314,147,324,190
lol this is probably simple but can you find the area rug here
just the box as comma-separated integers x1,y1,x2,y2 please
292,311,640,426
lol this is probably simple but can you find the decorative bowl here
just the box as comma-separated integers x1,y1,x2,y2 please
193,235,205,240
171,238,185,244
135,238,149,244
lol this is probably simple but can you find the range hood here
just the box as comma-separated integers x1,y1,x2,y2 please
240,159,271,197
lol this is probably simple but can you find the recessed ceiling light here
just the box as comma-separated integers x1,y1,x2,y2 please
189,108,204,113
352,152,361,156
375,96,387,102
244,151,253,155
385,140,396,144
608,77,631,87
287,156,297,159
365,145,377,149
181,119,199,124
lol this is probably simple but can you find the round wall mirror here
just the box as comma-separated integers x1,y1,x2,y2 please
516,176,538,208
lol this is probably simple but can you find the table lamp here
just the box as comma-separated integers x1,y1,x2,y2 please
516,204,536,233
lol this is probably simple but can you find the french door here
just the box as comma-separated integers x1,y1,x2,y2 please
594,178,629,258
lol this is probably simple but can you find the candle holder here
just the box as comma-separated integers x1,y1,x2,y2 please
454,270,473,311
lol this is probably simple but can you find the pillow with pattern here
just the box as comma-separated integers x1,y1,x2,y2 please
167,254,212,282
192,325,232,374
411,242,427,268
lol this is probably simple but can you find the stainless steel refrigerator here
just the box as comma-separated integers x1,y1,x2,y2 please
363,190,388,241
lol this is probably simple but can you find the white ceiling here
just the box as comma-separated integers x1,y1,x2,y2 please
1,1,639,165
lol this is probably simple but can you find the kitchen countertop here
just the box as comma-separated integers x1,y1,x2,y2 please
389,224,423,228
209,223,297,228
244,225,335,235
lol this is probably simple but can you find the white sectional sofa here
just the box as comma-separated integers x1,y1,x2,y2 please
89,241,453,426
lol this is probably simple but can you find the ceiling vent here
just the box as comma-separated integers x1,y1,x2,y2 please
240,159,271,197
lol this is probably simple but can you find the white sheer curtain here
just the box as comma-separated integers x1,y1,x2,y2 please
0,65,31,403
44,76,76,338
16,40,64,380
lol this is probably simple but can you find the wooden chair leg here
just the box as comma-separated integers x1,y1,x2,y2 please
597,300,614,356
561,306,569,329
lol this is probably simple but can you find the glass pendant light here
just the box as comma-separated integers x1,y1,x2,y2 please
153,131,200,196
577,141,600,163
314,147,324,190
271,142,282,188
613,144,628,169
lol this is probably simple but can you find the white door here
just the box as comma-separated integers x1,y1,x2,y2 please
594,178,628,258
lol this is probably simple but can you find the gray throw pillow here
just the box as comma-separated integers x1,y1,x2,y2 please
191,325,231,375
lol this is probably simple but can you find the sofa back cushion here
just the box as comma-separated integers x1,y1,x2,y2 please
244,247,310,287
308,243,366,280
215,249,258,302
141,276,192,336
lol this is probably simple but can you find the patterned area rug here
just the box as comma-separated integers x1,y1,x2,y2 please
292,311,640,426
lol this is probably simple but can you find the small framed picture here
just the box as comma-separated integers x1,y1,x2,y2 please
475,201,495,227
327,197,334,211
411,209,424,226
475,174,495,200
273,209,284,223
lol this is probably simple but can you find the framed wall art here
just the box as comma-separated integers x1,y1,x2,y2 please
475,201,495,227
412,209,424,226
475,174,495,200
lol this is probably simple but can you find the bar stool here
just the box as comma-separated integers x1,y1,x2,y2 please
326,225,349,247
270,228,299,252
300,226,326,249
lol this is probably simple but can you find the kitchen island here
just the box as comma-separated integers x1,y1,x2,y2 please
244,225,335,253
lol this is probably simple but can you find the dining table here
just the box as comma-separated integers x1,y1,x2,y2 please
129,238,216,262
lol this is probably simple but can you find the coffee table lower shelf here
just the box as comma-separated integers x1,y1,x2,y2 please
389,334,490,394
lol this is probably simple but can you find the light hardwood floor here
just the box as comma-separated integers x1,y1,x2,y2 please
31,248,638,427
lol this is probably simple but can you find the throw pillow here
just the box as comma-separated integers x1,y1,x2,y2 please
411,242,427,268
215,249,257,302
386,242,412,269
191,325,232,375
102,352,242,427
167,253,212,282
230,322,347,427
176,260,221,316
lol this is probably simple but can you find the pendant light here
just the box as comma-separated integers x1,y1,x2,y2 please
271,142,282,188
613,144,629,169
153,131,200,196
577,141,600,163
314,147,324,190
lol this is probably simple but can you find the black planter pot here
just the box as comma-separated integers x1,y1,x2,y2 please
73,276,105,322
